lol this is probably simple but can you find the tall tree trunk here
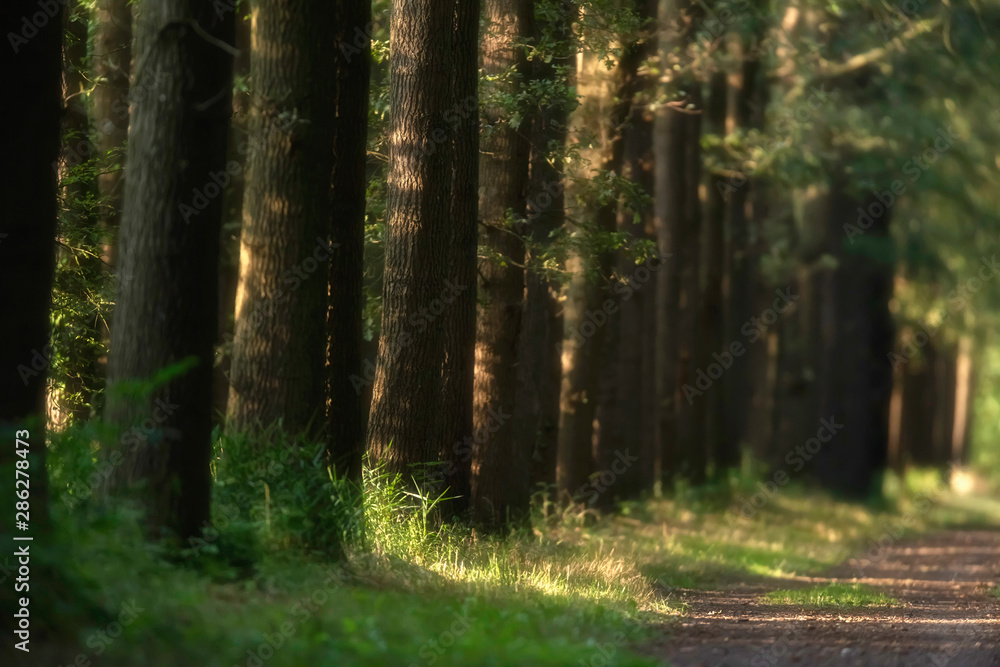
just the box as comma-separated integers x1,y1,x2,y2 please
514,0,576,495
92,0,132,270
366,0,480,510
471,0,532,528
106,0,234,540
675,83,705,483
702,71,728,475
328,0,373,484
0,0,65,532
557,6,646,502
812,176,895,498
213,9,252,423
595,0,658,505
227,0,337,439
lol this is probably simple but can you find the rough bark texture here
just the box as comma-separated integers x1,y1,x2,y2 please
92,0,132,269
471,0,532,527
0,0,64,532
328,0,372,484
366,1,480,512
513,0,576,495
105,0,234,540
227,0,336,438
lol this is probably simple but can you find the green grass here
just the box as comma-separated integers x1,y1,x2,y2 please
989,587,1000,598
761,583,899,608
28,429,1000,666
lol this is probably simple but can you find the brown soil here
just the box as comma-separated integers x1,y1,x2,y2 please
641,530,1000,666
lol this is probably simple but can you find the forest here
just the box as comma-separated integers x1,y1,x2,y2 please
1,0,1000,664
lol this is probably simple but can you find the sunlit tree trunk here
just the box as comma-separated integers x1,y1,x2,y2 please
227,0,336,439
471,0,533,527
366,1,481,512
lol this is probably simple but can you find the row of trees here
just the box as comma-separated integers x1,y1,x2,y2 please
3,0,998,545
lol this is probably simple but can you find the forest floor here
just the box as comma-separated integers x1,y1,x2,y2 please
644,529,1000,666
16,467,1000,666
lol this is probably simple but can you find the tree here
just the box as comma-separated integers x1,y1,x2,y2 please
0,0,65,531
557,2,648,502
513,0,577,492
91,0,132,268
366,0,480,509
227,0,336,439
105,0,234,540
328,0,373,484
471,0,533,527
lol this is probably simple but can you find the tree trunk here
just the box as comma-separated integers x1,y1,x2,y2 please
106,0,234,541
471,0,533,528
594,0,658,505
812,177,895,498
213,8,252,423
513,0,576,495
227,0,337,439
328,0,373,484
558,6,646,502
0,0,64,532
92,0,132,269
366,1,480,511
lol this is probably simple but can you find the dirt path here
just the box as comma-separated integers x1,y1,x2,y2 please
642,530,1000,666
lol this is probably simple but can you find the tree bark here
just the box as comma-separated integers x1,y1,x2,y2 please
106,0,234,540
328,0,373,484
514,0,576,494
471,0,533,527
227,0,337,439
92,0,132,269
366,0,480,512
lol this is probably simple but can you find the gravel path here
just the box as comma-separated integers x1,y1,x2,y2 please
642,530,1000,666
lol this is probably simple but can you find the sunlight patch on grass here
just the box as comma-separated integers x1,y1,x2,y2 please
762,583,898,608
